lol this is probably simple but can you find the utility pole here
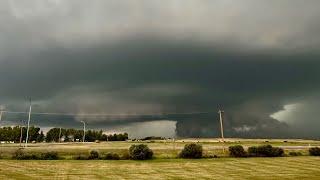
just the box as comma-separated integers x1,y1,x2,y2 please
218,109,225,142
19,125,23,147
218,109,225,153
0,110,3,124
0,106,4,125
173,138,176,154
80,121,86,143
59,127,62,143
25,99,32,147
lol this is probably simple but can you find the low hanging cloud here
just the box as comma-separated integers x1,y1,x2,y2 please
0,1,320,138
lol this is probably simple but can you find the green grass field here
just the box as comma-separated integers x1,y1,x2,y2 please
1,138,318,159
0,157,319,179
0,138,319,179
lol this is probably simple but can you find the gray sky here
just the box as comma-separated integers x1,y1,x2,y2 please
1,0,320,138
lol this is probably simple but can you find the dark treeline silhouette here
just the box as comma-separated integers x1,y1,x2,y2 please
46,128,83,142
0,126,45,142
45,128,128,142
0,126,128,142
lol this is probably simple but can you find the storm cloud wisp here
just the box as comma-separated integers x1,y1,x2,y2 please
1,0,320,138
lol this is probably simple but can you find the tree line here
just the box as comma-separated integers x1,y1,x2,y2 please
0,126,44,142
0,126,128,142
46,128,128,142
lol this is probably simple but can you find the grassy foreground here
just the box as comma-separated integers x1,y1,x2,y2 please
0,157,319,179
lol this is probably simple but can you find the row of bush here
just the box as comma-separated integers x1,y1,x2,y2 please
74,143,204,160
11,143,203,160
74,151,122,160
78,144,320,160
75,144,154,160
229,145,320,157
13,149,59,160
11,144,154,160
12,144,320,160
229,145,284,157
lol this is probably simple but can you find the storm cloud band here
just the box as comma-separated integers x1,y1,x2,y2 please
1,0,320,138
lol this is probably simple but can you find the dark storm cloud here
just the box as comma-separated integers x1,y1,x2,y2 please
1,0,320,138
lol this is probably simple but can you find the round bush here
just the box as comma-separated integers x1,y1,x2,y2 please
179,143,203,159
257,145,273,157
129,144,153,160
248,145,284,157
309,147,320,156
229,145,247,157
271,147,284,157
89,150,100,159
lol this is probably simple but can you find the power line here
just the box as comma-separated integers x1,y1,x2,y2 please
1,110,212,117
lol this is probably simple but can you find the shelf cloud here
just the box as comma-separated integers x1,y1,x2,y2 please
1,0,320,138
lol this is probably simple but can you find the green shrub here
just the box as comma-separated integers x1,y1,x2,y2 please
73,154,88,160
248,145,284,157
12,149,39,160
23,154,39,160
257,145,273,157
103,153,120,160
88,150,100,159
248,146,258,157
121,151,130,160
12,149,25,160
129,144,153,160
40,151,59,160
229,145,247,157
271,147,285,157
309,147,320,156
289,151,302,156
13,149,60,160
179,143,203,159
